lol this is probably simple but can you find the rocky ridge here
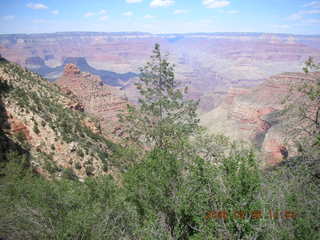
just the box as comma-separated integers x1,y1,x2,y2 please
55,64,129,137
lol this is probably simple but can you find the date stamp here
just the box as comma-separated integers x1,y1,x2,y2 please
204,210,297,220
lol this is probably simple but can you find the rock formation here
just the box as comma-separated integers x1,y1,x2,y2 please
55,64,129,137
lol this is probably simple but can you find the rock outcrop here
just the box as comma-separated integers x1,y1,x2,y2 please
63,63,81,75
55,64,129,137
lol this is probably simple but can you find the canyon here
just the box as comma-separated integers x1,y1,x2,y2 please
1,32,320,165
201,71,320,165
1,32,320,112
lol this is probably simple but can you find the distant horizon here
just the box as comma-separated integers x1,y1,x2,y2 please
1,31,320,37
1,0,320,35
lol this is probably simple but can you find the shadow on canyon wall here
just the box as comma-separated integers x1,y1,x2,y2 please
25,56,138,86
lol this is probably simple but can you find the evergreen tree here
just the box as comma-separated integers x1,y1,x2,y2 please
120,43,200,152
285,57,320,165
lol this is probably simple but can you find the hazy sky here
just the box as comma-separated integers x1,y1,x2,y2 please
0,0,320,34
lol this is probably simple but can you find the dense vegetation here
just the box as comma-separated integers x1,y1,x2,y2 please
0,48,319,239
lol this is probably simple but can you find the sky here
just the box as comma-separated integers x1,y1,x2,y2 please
0,0,320,35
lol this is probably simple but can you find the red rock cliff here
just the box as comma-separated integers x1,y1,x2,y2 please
55,64,128,137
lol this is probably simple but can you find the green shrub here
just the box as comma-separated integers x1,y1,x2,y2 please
15,131,26,143
62,168,78,181
51,144,55,151
85,166,95,176
77,149,84,158
33,124,40,135
102,162,108,172
41,120,46,127
44,160,59,174
75,162,82,170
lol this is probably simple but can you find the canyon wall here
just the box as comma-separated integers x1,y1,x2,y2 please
201,72,320,165
1,32,320,112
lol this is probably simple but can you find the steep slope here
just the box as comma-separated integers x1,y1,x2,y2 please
0,57,116,179
55,64,129,137
201,71,320,165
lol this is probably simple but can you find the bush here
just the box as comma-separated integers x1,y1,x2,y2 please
33,124,40,135
41,120,46,127
77,149,84,158
44,160,59,174
75,162,82,170
85,166,95,176
15,131,27,143
0,172,136,240
62,168,78,181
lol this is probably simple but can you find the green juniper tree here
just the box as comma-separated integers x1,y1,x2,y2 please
296,58,320,177
284,57,320,167
302,57,320,146
121,43,200,152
